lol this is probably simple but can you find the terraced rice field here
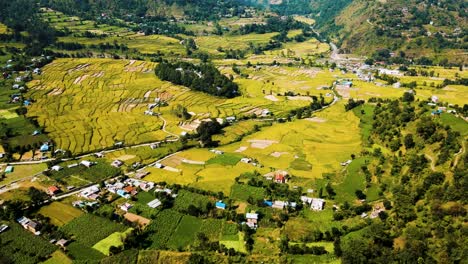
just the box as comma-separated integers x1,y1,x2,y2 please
26,58,167,153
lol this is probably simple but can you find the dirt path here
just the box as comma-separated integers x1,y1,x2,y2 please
452,140,466,168
425,154,436,171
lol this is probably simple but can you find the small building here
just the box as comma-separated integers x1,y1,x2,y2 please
56,239,68,248
340,160,352,166
95,152,104,158
272,200,287,209
134,171,150,179
310,198,325,211
123,186,138,196
0,224,9,234
215,201,226,210
120,203,133,212
111,160,124,168
51,165,63,172
68,163,78,168
47,186,60,195
264,170,289,183
264,200,273,207
226,116,236,123
154,163,164,169
117,189,130,199
240,158,252,164
32,130,41,136
246,212,258,229
4,166,13,174
431,95,439,103
17,216,41,235
40,143,50,152
147,199,162,208
80,160,94,168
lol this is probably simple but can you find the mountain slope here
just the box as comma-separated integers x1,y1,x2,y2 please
325,0,467,63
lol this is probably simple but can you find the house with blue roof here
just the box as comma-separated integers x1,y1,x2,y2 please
40,144,49,152
215,201,226,210
264,200,273,207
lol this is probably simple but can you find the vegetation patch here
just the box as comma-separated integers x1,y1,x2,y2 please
92,228,134,256
167,215,203,250
61,214,126,247
146,209,183,249
38,202,83,226
230,184,265,201
206,153,243,166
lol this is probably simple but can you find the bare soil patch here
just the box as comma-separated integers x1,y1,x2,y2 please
248,139,278,149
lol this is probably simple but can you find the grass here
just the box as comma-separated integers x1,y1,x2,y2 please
92,228,134,256
60,214,127,247
206,153,243,166
166,215,202,250
172,190,211,213
38,202,83,226
0,163,47,186
0,222,56,264
219,232,247,253
334,157,368,203
66,242,105,261
230,183,265,201
199,218,224,240
439,113,468,137
146,209,183,249
42,250,72,264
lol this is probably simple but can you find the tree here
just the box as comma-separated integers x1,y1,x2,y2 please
402,91,415,102
404,134,415,149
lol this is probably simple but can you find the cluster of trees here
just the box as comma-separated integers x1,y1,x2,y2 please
0,0,56,55
237,16,304,35
155,61,240,98
344,98,364,111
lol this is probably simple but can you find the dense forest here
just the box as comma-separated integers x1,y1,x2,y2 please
155,61,240,98
336,98,467,263
0,0,56,55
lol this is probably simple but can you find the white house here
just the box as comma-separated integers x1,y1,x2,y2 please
80,160,94,168
147,199,162,208
51,165,63,172
310,198,325,211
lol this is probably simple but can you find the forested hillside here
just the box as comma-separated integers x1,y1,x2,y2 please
326,0,467,63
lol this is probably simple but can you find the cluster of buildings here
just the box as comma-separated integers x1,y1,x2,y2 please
17,216,41,235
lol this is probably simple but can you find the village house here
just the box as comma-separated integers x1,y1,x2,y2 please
264,170,289,183
17,216,41,235
0,224,9,234
80,160,94,168
56,239,69,249
40,143,50,152
123,186,138,196
95,152,104,158
120,203,133,212
310,198,326,211
431,95,439,103
215,201,226,210
134,171,150,179
111,160,124,168
340,160,352,166
147,198,162,208
4,166,13,174
240,158,252,164
47,186,60,196
68,163,78,168
79,185,100,199
246,212,258,229
51,165,63,172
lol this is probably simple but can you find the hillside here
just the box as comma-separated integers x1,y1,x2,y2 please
326,0,467,63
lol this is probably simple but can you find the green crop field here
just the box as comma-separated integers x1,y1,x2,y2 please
93,228,134,256
61,214,127,247
42,250,73,264
166,215,202,250
172,190,212,213
230,184,266,201
0,163,47,186
206,153,243,165
0,223,57,264
146,209,183,249
199,218,224,240
38,202,84,226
